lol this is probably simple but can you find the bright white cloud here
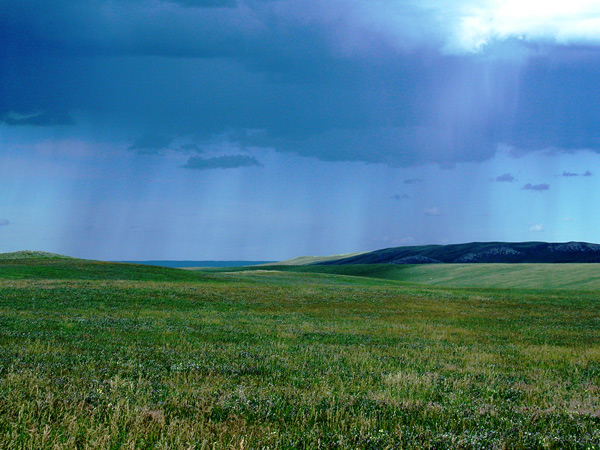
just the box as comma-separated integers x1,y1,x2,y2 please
337,0,600,55
452,0,600,52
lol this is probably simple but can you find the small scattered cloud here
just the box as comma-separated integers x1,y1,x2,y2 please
522,183,549,191
424,207,441,216
495,173,515,182
403,178,423,185
128,135,172,154
558,170,593,177
563,217,573,222
182,154,262,170
529,224,544,232
0,219,9,226
391,194,409,201
1,110,72,126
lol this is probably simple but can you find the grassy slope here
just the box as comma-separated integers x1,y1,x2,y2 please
2,258,600,448
265,252,367,266
206,263,600,290
385,263,600,289
0,255,395,287
0,255,228,283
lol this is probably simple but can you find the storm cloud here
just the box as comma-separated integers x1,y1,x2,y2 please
3,1,600,260
2,0,600,169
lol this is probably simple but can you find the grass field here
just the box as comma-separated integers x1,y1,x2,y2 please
1,255,600,448
207,263,600,290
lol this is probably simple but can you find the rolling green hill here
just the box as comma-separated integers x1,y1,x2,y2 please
213,263,600,290
358,263,600,289
5,249,600,290
0,251,217,282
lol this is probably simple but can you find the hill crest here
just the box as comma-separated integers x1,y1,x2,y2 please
317,241,600,265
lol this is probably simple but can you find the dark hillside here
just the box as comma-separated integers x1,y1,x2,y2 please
318,241,600,265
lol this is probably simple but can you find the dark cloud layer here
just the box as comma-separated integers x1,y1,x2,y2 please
2,1,600,167
182,154,262,170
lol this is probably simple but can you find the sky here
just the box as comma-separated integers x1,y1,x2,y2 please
1,0,600,260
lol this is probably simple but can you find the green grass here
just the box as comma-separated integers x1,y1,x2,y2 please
0,256,223,282
204,263,600,290
1,256,600,448
388,263,600,289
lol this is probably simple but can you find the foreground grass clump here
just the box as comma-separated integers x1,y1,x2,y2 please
0,261,599,449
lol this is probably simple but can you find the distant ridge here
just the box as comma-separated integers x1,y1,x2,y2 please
317,241,600,265
0,250,75,260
